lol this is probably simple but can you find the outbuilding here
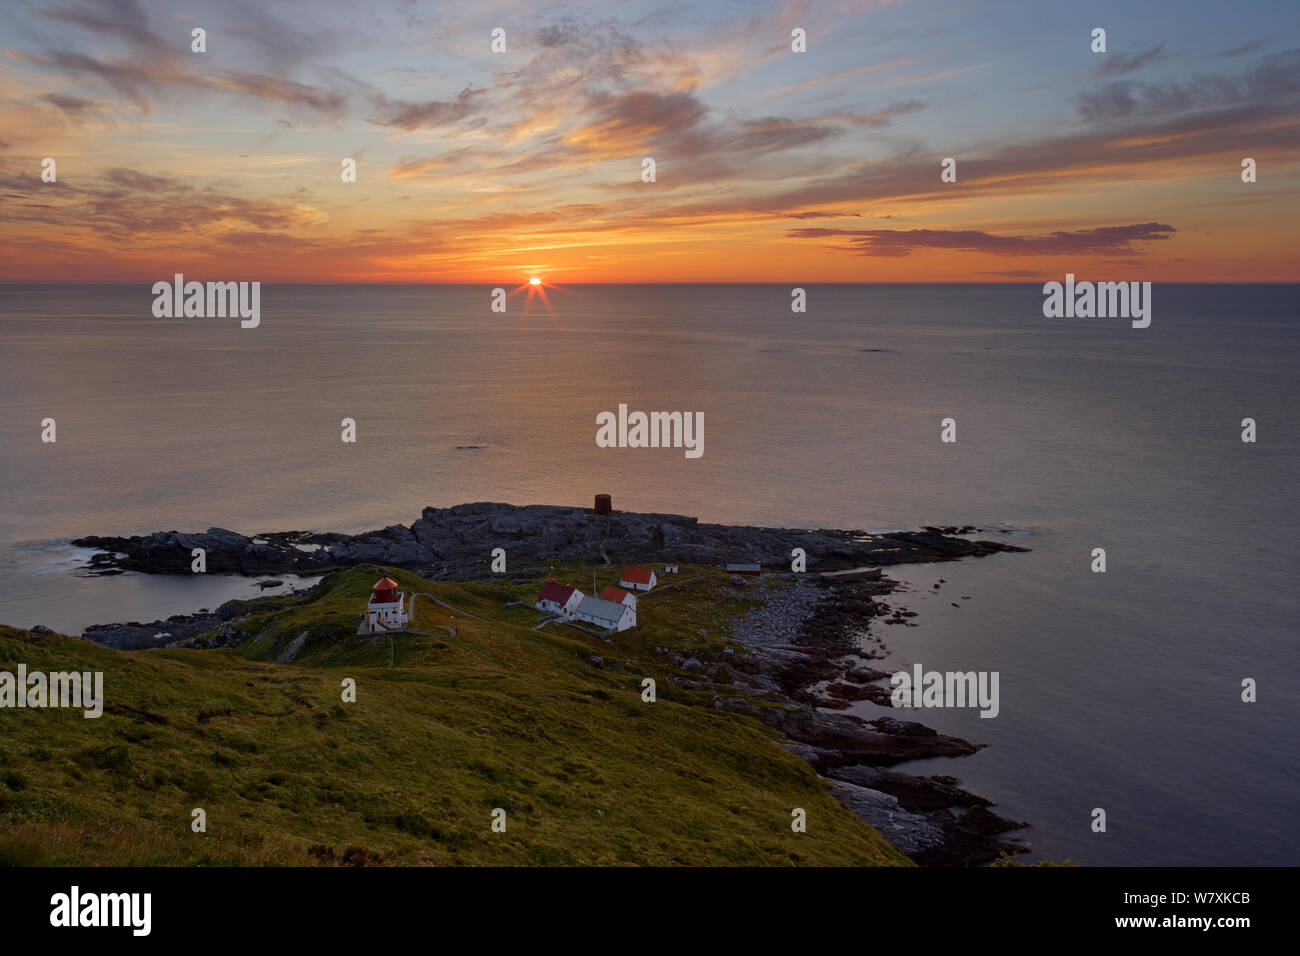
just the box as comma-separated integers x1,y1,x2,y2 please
619,566,657,591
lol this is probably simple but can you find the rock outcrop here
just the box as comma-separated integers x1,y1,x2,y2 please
74,502,1027,578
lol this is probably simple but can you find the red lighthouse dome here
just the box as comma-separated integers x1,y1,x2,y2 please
371,577,399,604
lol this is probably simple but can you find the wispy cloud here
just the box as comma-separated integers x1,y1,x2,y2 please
14,0,352,117
761,55,927,97
789,223,1177,257
1,1,1295,282
1078,49,1300,120
1091,43,1165,78
1218,40,1262,58
369,88,488,130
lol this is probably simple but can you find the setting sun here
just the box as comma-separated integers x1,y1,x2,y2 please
529,277,541,286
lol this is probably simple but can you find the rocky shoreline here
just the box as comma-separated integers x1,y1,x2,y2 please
721,573,1028,865
80,588,309,651
72,502,1031,865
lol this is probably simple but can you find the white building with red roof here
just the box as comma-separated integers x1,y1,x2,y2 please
536,581,584,616
600,585,635,607
619,566,657,591
600,586,637,626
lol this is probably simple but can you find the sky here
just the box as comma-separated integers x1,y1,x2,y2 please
1,0,1297,283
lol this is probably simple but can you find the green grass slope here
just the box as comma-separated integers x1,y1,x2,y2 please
0,565,908,866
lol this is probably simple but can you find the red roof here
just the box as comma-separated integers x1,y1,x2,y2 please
600,586,631,603
537,581,576,605
370,577,400,604
620,567,654,585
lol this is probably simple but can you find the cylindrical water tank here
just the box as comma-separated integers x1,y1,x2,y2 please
594,494,612,515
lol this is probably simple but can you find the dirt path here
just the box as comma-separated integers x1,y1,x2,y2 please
410,591,491,623
636,571,714,598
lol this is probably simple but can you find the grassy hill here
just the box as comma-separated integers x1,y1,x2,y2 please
0,565,908,866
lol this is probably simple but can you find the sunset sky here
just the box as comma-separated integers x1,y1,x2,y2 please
2,0,1297,283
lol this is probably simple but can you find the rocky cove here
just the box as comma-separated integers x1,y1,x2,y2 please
72,502,1031,865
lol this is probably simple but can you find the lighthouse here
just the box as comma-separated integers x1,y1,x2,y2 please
364,576,409,633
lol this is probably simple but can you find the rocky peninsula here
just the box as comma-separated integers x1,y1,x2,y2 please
74,501,1023,578
73,502,1031,865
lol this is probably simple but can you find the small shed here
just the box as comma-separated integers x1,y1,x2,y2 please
619,566,657,591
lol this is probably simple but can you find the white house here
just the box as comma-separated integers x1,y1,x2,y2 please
619,566,657,591
537,581,584,616
600,586,637,627
573,594,635,632
365,576,409,633
663,564,679,574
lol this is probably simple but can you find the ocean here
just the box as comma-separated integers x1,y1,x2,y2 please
1,282,1296,865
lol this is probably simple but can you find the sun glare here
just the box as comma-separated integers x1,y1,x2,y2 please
513,274,564,314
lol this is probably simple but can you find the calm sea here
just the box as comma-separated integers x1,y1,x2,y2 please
1,282,1296,865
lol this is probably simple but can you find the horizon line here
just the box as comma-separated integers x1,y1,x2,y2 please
3,280,1298,287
